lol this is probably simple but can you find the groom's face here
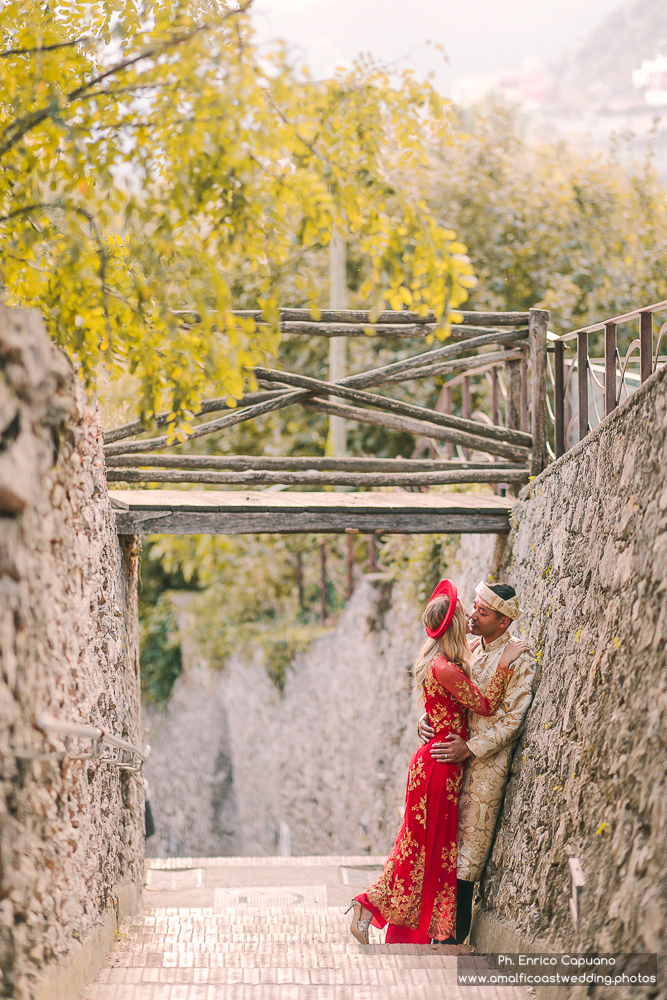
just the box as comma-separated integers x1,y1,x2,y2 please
468,597,509,638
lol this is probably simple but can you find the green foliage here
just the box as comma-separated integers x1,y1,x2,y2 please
139,593,183,705
0,0,473,431
428,103,667,344
151,531,348,691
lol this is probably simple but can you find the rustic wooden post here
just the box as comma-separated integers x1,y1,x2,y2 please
443,386,454,459
604,322,617,417
462,377,471,459
639,310,653,383
554,340,565,459
528,308,549,476
369,535,377,573
505,359,522,432
490,368,499,426
489,367,501,494
505,359,522,496
577,331,589,443
319,541,327,622
520,349,529,433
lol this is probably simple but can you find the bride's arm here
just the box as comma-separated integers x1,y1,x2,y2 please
432,656,513,717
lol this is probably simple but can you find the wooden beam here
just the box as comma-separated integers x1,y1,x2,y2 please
399,352,524,389
109,488,515,535
529,308,549,475
342,330,529,390
103,391,286,444
114,508,512,535
506,359,522,432
604,322,617,417
106,468,530,487
254,367,532,448
259,350,525,390
228,309,531,326
554,340,565,458
104,388,313,457
505,359,522,496
639,310,653,384
302,398,529,462
274,322,528,339
577,330,589,444
107,454,528,473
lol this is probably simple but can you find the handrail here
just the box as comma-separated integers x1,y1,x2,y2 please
0,714,149,770
551,300,667,457
36,714,148,759
555,299,667,342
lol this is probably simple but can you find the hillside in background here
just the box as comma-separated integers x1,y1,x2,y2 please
551,0,667,109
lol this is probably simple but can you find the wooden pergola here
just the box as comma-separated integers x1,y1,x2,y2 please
105,306,549,536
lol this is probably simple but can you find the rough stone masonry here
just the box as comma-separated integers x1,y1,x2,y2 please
474,362,667,998
0,310,143,1000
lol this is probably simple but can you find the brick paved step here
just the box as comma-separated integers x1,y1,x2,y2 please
85,988,459,999
93,965,459,985
83,859,532,1000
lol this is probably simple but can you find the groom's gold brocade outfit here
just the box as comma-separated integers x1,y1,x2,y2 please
456,631,535,881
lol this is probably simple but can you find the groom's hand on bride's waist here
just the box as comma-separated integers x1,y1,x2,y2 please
418,713,435,744
430,734,474,763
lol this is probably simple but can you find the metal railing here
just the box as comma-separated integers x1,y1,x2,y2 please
550,300,667,457
1,714,149,772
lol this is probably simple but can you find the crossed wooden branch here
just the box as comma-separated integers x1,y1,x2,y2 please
103,319,534,488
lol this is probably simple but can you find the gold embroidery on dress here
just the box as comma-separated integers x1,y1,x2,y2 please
413,793,428,828
407,757,426,792
367,846,426,929
429,883,456,939
446,772,464,801
441,840,457,868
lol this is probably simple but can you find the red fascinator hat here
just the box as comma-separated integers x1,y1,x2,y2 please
425,579,458,639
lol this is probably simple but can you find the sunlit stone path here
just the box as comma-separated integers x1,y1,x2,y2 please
83,856,532,1000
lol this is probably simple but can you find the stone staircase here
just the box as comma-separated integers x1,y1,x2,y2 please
82,856,533,1000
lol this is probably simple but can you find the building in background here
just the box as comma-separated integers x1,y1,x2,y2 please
632,54,667,105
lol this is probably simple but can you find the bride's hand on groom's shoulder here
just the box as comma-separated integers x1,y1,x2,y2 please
499,636,530,671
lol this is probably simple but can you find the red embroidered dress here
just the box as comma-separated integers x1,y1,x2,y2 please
354,654,513,943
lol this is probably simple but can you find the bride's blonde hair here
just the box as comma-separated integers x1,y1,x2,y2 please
413,595,471,694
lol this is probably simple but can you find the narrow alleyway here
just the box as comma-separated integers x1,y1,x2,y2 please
82,856,532,1000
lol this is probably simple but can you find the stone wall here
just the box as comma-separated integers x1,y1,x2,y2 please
0,310,143,1000
473,364,667,997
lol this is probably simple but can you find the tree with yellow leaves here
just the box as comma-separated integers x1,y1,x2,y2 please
0,0,474,431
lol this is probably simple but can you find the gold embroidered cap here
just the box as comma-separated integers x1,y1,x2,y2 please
475,581,523,620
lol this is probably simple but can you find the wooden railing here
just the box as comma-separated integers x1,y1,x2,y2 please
103,307,550,490
550,300,667,457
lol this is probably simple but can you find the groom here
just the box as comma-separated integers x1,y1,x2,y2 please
418,581,535,943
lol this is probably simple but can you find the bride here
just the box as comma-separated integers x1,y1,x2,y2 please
349,579,528,945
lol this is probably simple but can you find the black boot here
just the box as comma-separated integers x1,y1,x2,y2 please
456,878,475,944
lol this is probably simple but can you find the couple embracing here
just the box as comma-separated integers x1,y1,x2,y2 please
349,578,535,945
